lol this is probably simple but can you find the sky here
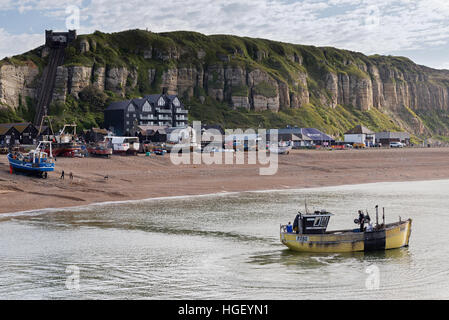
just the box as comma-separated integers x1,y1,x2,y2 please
1,0,449,69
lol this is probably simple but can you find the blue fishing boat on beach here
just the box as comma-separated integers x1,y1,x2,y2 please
7,141,55,179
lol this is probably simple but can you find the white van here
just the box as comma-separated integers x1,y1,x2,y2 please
106,136,140,154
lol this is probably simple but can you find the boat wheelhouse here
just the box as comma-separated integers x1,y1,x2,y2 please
293,210,334,234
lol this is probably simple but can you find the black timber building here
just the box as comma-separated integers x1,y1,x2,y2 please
0,122,40,145
104,94,188,136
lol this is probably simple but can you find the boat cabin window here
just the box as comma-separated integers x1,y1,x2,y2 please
298,213,333,234
313,216,330,227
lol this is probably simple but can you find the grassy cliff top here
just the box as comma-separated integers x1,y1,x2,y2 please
4,29,435,81
1,29,448,143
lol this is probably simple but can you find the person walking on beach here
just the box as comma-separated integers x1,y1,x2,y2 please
60,170,65,180
69,172,73,180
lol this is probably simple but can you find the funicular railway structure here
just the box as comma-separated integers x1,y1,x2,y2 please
33,30,77,126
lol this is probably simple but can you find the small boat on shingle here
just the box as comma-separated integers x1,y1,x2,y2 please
7,141,55,179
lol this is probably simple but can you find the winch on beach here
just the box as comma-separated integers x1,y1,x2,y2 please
280,205,412,253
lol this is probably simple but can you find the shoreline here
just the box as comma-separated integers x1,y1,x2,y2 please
2,148,449,214
2,177,449,216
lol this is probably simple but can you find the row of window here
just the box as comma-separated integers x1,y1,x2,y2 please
127,101,182,114
128,104,151,113
125,119,188,126
158,96,181,107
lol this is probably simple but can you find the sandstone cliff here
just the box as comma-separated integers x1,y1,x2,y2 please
0,61,39,109
1,29,449,137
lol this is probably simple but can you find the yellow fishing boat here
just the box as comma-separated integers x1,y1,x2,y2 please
280,206,412,253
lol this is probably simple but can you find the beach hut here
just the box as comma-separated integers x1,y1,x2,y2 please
0,122,39,145
375,131,410,146
137,125,169,143
0,124,21,146
344,125,375,147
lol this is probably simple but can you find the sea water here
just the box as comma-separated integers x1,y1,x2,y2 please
0,179,448,299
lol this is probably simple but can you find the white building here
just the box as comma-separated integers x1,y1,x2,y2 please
344,125,375,146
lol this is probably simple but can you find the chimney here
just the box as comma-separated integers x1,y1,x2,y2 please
162,87,168,95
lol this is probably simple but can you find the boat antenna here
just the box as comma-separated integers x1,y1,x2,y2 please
382,207,385,225
375,205,379,226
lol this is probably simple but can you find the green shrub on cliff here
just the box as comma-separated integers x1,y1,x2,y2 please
2,28,449,140
253,82,277,98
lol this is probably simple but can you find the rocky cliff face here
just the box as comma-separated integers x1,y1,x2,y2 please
0,61,39,108
51,65,138,102
1,29,449,136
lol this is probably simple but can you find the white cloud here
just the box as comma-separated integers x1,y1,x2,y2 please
0,28,42,60
72,0,449,55
2,0,449,68
436,62,449,70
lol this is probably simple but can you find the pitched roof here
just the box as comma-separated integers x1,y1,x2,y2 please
276,132,312,141
145,94,184,106
375,131,410,139
131,98,148,109
91,128,109,134
268,127,303,135
0,125,19,135
137,125,168,135
288,134,302,141
107,94,184,112
0,126,11,135
13,123,33,133
0,122,33,134
0,123,14,130
301,128,334,141
202,124,225,135
144,94,163,104
291,133,312,141
267,127,330,140
165,126,189,133
345,125,374,135
105,100,132,111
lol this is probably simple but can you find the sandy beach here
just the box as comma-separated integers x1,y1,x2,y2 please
1,147,449,214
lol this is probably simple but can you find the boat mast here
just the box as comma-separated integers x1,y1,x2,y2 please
49,140,53,158
375,205,379,226
37,115,54,139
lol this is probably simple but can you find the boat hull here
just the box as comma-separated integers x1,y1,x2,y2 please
280,219,412,253
7,154,55,174
45,143,81,157
87,148,112,157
